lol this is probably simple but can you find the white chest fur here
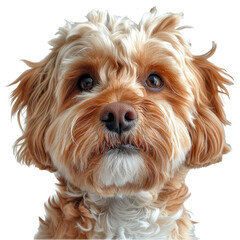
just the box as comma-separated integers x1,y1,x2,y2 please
78,191,183,239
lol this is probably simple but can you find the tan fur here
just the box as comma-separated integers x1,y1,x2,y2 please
11,8,231,239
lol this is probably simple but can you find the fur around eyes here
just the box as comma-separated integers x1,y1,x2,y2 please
11,7,232,239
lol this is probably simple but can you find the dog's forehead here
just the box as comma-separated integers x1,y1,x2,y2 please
62,12,185,68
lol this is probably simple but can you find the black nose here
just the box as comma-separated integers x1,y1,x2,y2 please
100,102,137,134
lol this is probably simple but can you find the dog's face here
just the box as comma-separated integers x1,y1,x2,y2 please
11,8,231,195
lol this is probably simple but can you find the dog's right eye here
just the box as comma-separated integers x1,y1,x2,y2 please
78,74,95,91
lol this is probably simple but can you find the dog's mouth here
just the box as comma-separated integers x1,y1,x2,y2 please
98,135,146,155
109,143,139,152
102,141,141,155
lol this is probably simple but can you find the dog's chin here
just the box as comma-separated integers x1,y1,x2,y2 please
97,144,145,188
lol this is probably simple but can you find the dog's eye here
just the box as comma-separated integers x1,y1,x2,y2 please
145,73,164,91
78,74,95,91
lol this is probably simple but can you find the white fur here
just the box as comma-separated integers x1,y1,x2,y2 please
97,147,144,187
75,191,183,239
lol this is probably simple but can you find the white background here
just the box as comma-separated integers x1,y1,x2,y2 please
0,0,239,239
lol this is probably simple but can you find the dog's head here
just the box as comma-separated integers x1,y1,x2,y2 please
11,8,231,195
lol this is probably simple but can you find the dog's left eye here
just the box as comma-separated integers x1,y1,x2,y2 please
78,74,95,91
145,73,164,91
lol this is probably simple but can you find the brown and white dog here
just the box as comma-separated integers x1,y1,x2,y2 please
11,8,231,239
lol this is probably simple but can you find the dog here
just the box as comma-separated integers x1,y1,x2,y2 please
11,7,231,239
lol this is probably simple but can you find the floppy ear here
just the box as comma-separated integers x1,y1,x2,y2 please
10,28,69,171
186,43,232,168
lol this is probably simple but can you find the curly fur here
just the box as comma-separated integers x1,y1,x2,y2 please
11,7,231,239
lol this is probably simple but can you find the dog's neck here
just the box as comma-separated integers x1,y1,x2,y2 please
54,167,190,239
80,190,183,239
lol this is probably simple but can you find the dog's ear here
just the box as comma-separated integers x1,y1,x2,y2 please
11,56,56,171
140,7,183,35
10,29,68,171
186,43,232,168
